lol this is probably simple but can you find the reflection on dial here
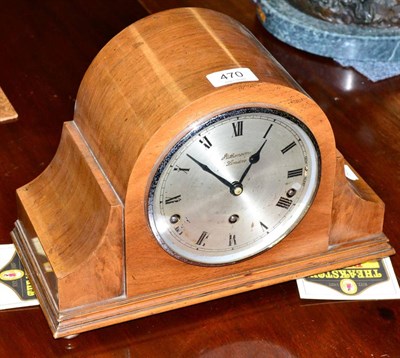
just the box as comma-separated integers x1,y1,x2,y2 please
148,108,320,266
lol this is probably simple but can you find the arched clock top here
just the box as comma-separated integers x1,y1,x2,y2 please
73,7,304,200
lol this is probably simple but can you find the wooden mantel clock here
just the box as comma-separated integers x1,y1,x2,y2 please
11,8,394,338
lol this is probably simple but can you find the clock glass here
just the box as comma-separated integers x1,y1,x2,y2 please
147,107,320,265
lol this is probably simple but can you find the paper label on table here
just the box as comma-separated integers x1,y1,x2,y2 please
0,244,39,310
296,257,400,300
206,68,259,87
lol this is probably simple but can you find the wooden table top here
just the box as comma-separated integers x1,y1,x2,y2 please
0,1,399,356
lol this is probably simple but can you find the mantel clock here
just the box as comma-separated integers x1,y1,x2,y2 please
11,8,394,338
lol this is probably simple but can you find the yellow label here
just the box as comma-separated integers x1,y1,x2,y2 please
0,269,25,281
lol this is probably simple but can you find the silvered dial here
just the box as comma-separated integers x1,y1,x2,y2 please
148,108,320,265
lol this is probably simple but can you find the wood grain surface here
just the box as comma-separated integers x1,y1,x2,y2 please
0,0,399,356
0,87,18,123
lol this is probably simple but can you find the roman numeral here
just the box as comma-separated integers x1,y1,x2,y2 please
276,197,292,209
281,141,297,154
287,168,303,178
173,165,190,174
165,195,182,204
196,231,209,246
232,121,243,137
174,226,184,236
263,124,273,138
229,234,237,246
260,221,268,231
199,136,212,149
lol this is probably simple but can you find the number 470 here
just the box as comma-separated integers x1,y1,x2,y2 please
220,71,243,80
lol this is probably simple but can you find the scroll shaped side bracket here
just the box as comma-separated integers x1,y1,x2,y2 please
12,121,124,318
329,150,388,247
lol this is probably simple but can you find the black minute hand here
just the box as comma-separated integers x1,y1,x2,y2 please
186,154,234,191
239,140,267,183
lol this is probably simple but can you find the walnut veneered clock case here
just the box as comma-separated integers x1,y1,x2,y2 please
11,8,394,338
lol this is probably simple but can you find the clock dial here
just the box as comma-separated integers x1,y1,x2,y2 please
148,108,320,265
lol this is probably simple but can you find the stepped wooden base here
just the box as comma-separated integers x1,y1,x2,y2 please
12,221,393,338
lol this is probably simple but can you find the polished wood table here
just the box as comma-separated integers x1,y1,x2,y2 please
1,1,399,356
